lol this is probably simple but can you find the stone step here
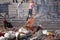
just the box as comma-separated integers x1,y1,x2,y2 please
8,3,29,18
8,3,18,17
0,0,10,4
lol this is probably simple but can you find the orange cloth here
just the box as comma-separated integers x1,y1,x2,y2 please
27,17,35,27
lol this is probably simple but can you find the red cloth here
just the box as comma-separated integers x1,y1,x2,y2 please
2,19,7,23
0,32,5,37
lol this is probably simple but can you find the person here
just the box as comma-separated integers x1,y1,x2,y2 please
28,0,34,17
13,0,18,3
2,19,13,29
17,0,24,19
